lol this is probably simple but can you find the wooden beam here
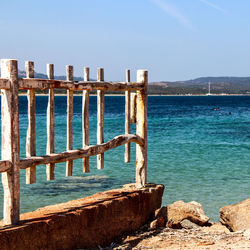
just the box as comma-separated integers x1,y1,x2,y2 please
125,69,131,163
18,78,143,91
1,59,20,225
46,64,55,180
20,134,144,169
25,61,36,184
82,67,90,173
97,68,104,170
0,78,10,89
136,70,148,188
66,65,74,176
130,93,137,124
0,161,11,173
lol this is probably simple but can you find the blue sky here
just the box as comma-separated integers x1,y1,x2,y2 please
1,0,250,81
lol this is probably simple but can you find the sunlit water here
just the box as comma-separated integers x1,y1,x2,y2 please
0,95,249,221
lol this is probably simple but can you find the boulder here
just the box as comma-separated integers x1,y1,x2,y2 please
180,219,200,229
220,198,250,232
166,201,209,228
243,229,250,239
154,206,167,219
201,223,230,233
150,217,165,229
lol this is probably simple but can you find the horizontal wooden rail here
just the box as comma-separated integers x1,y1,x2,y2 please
0,160,11,173
18,79,143,91
20,134,144,169
0,78,10,89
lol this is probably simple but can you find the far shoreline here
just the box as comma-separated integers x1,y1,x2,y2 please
16,93,250,97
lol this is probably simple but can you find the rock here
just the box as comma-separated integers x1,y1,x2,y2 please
180,219,200,229
243,229,250,239
201,223,230,233
166,200,209,228
150,217,165,229
220,198,250,232
154,206,167,220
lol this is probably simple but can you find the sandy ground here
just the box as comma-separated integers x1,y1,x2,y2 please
107,226,250,250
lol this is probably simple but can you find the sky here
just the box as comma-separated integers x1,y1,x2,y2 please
1,0,250,82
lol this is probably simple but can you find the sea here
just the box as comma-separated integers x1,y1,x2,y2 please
0,95,249,222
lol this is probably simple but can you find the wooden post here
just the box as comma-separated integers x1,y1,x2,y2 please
130,93,137,123
125,69,131,163
82,67,90,172
46,64,55,180
66,65,74,176
97,68,104,169
136,70,148,188
25,61,36,184
1,59,20,225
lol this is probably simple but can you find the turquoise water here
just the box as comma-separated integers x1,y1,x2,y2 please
0,95,249,222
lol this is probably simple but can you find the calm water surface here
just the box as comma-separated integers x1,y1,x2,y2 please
0,95,249,221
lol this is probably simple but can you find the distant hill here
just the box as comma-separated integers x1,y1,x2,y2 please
18,70,84,81
150,77,250,95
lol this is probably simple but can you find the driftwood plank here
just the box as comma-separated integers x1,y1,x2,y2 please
82,67,90,172
125,69,131,163
136,70,148,188
97,68,105,169
46,64,55,180
66,65,74,176
25,61,36,184
20,134,144,169
19,78,143,91
1,59,20,225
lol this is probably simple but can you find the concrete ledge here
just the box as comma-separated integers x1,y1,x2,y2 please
0,183,164,250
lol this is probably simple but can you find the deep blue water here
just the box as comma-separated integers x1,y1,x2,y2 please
0,95,249,221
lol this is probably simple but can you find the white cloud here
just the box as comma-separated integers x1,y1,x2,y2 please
150,0,195,30
199,0,227,14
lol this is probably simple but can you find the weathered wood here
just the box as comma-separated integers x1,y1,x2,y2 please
130,93,137,123
82,67,90,172
18,78,143,91
125,69,131,163
136,70,148,188
97,68,105,169
0,78,10,89
66,65,74,176
46,64,55,180
20,134,144,169
0,161,11,173
1,59,20,225
25,61,36,184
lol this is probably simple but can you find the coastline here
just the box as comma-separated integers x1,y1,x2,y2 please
17,93,250,97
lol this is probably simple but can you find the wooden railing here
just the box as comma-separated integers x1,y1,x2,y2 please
0,59,148,225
